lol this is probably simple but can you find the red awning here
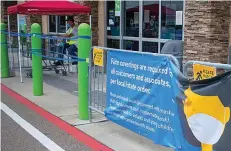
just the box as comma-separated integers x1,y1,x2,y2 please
7,0,91,15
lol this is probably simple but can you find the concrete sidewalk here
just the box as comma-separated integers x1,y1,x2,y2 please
2,70,173,151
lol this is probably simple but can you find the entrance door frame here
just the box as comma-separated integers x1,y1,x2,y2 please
105,0,185,53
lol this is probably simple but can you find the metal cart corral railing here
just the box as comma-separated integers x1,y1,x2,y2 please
88,46,181,122
183,60,231,79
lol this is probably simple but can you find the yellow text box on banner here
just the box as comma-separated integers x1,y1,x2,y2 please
93,48,104,67
193,64,216,80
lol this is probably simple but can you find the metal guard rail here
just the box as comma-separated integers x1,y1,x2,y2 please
94,46,181,70
183,60,231,77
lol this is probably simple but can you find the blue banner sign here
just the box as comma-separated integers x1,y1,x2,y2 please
105,49,231,151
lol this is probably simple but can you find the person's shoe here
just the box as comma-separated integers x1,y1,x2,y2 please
54,61,63,66
72,61,78,65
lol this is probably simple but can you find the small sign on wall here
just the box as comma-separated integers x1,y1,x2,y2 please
115,0,120,16
176,11,183,25
193,64,217,80
93,48,104,67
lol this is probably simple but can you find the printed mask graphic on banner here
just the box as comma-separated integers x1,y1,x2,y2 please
177,73,231,151
183,88,230,151
105,49,231,151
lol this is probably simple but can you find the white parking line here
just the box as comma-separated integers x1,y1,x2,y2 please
1,102,65,151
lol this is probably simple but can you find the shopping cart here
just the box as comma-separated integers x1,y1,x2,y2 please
25,38,70,78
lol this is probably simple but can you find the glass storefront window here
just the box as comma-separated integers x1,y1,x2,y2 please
49,15,56,33
161,1,183,40
49,15,66,33
124,40,139,51
107,1,120,36
107,39,120,49
143,42,158,53
124,1,139,37
57,16,66,33
143,1,159,38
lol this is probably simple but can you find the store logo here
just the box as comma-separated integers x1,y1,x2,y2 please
27,9,39,11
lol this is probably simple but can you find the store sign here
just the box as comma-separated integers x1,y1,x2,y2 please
193,64,217,80
115,0,120,16
93,48,104,67
176,11,183,25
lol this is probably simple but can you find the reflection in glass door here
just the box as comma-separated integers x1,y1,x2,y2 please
124,40,139,51
142,1,159,39
143,41,158,53
142,0,160,53
123,1,140,51
123,1,160,52
161,1,184,40
106,0,184,53
107,1,120,36
124,1,139,37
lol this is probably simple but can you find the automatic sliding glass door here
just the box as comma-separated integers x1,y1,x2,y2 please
123,1,140,51
141,0,160,53
106,0,184,53
123,0,160,53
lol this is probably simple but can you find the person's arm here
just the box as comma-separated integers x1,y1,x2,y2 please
59,33,74,38
58,28,74,38
61,33,74,38
71,26,78,37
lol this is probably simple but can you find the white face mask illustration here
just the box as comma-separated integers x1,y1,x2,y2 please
187,113,225,145
183,88,230,151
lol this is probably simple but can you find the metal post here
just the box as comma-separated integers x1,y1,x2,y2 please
1,23,9,78
139,0,142,52
22,24,27,66
31,23,43,96
17,14,23,83
89,15,92,47
17,14,21,51
158,0,161,53
8,15,14,70
89,15,92,28
88,48,93,122
78,23,92,120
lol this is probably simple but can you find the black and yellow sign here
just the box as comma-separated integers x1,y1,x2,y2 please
93,48,104,67
193,64,216,80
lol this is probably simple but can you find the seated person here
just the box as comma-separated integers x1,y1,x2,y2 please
54,16,78,66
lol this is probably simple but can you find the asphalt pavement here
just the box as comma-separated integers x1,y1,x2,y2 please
1,91,92,151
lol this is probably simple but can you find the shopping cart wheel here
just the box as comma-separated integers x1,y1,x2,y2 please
27,72,32,78
62,70,67,76
55,69,60,74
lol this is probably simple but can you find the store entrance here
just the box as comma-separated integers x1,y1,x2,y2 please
123,1,159,53
106,0,184,53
